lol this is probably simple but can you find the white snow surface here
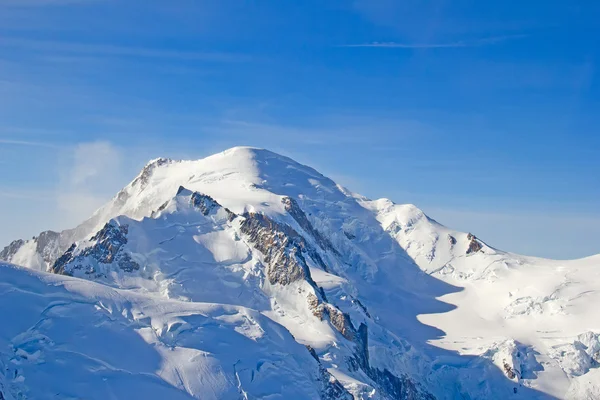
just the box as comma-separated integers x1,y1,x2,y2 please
0,262,332,400
2,146,599,399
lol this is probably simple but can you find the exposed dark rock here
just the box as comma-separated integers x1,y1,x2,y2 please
190,191,221,216
307,293,323,318
282,197,339,256
448,234,457,246
318,365,354,400
351,297,372,318
319,286,329,303
34,231,59,255
369,367,434,400
466,233,483,254
344,231,356,240
51,222,139,276
151,200,171,218
240,212,320,287
153,187,237,221
238,210,363,346
503,361,517,380
0,239,25,261
240,212,306,285
35,230,61,264
308,295,358,342
354,323,369,369
307,345,353,399
326,305,356,341
87,222,130,263
348,323,436,400
306,345,319,362
52,243,77,275
131,158,172,189
1,230,61,268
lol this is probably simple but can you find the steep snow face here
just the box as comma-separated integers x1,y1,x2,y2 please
0,262,349,400
45,187,435,400
1,146,599,399
1,147,346,271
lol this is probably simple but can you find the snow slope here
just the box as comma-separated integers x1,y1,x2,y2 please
2,146,599,399
0,262,348,400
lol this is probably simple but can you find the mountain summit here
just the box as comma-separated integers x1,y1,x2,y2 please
1,147,599,399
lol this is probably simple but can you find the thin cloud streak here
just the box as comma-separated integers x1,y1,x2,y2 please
343,34,527,49
0,0,98,6
0,139,63,148
0,187,54,200
0,37,247,62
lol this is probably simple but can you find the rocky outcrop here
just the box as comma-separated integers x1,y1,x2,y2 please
466,233,483,254
282,197,339,256
448,234,457,246
238,207,434,398
344,231,356,240
351,296,372,318
131,157,173,190
306,345,353,399
52,221,139,276
349,323,436,400
190,191,220,216
186,188,235,221
318,363,354,400
1,230,61,267
240,212,307,285
240,211,320,286
239,210,364,347
0,239,24,262
503,361,518,379
35,231,60,264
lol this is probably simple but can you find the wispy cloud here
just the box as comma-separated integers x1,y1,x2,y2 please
0,0,97,6
343,34,527,49
0,187,53,200
0,37,246,62
56,141,128,224
0,138,63,148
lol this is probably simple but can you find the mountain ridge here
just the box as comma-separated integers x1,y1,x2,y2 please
1,146,599,399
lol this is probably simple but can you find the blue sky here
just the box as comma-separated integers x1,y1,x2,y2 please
0,0,598,259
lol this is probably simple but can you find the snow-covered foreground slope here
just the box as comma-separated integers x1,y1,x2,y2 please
2,146,599,399
0,262,348,400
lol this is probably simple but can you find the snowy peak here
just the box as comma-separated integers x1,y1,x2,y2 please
2,146,599,399
152,186,235,221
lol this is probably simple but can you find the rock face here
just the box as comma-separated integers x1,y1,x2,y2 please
240,212,311,286
282,196,338,255
44,187,437,399
0,239,24,261
239,208,333,289
349,323,435,400
52,221,139,277
466,233,483,254
448,234,457,246
189,189,220,216
131,157,173,190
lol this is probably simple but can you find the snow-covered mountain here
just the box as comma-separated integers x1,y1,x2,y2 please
1,146,599,399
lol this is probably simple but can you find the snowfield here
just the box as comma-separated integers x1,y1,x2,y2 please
0,263,341,400
1,146,599,399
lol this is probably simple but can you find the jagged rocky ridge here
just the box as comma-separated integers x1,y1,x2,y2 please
47,186,434,399
2,147,599,399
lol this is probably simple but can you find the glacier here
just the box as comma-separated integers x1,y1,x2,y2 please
1,146,599,399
